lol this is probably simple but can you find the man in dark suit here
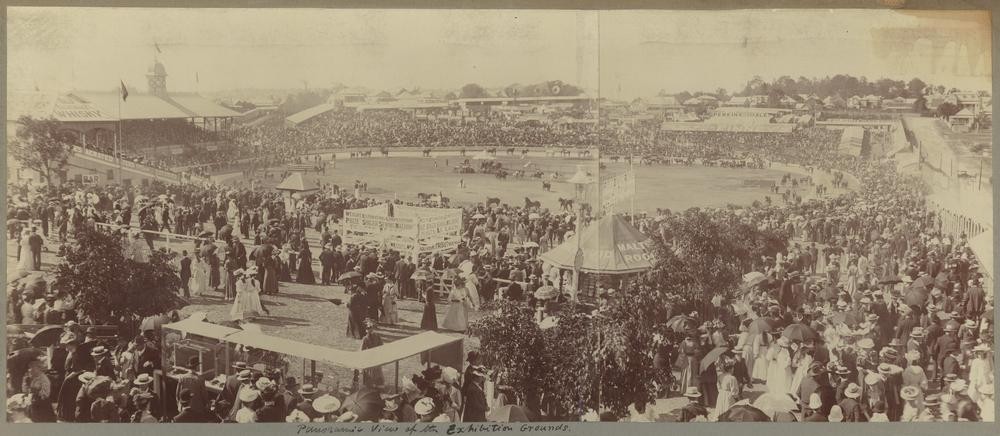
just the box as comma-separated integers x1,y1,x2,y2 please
28,228,44,270
838,383,867,422
179,251,192,298
173,390,219,423
232,239,248,270
461,367,488,422
320,245,336,285
256,387,284,422
798,362,825,414
678,388,708,422
216,364,250,411
932,325,959,383
175,357,208,414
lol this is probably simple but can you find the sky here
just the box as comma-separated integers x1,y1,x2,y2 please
6,8,991,100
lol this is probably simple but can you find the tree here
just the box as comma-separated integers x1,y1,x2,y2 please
907,78,927,97
10,116,75,187
460,83,489,99
715,88,728,99
913,96,927,113
937,102,961,118
51,227,184,334
467,300,546,410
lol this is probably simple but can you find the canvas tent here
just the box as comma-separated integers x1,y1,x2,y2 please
539,214,655,274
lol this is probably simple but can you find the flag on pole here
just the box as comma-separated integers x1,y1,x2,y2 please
196,72,199,83
154,42,162,53
120,80,129,102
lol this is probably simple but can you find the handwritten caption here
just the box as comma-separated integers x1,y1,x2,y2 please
295,423,572,435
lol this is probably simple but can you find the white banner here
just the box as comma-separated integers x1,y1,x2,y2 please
582,168,636,216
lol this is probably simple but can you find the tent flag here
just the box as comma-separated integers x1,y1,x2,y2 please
120,80,129,102
154,42,162,53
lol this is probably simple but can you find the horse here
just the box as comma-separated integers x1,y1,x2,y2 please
486,197,501,207
417,193,432,201
460,148,467,156
495,171,508,180
560,149,572,157
542,181,552,192
349,151,357,159
558,198,574,211
521,149,530,157
380,147,390,157
531,171,544,179
524,197,541,209
609,156,620,163
506,147,516,156
487,147,497,156
422,148,432,157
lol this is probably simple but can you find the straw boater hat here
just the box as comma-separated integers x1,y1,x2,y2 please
239,388,260,404
858,338,875,349
900,386,921,401
312,394,342,414
844,383,862,399
255,377,273,391
298,384,318,396
964,319,976,329
78,372,97,385
286,410,311,423
134,373,154,386
943,374,959,384
237,369,252,381
864,372,884,386
808,393,823,410
877,363,896,376
950,380,968,393
683,387,702,398
910,327,925,338
414,397,436,416
905,350,921,362
973,344,991,353
923,394,941,407
90,346,109,357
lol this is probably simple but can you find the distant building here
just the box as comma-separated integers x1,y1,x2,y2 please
882,96,918,112
949,108,976,132
723,96,750,107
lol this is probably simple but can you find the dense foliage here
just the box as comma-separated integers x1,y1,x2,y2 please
51,228,184,332
10,116,74,186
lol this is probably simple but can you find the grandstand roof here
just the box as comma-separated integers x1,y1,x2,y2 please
71,91,239,120
7,92,118,123
285,103,338,125
951,108,975,118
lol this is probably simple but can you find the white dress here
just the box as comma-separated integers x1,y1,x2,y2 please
230,276,264,320
967,356,994,404
789,353,813,395
750,335,769,381
17,231,34,272
765,345,793,395
190,259,208,296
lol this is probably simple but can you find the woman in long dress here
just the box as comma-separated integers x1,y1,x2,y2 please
844,261,860,299
190,252,207,297
676,333,701,394
381,277,400,325
261,254,279,295
420,284,438,331
442,279,470,332
714,361,739,419
296,242,316,285
231,268,267,320
224,249,239,301
361,319,385,388
208,248,221,290
751,333,770,382
789,346,814,395
765,336,794,394
276,250,292,282
17,229,33,273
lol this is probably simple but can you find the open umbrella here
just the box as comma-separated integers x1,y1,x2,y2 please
28,325,65,347
198,230,214,238
338,271,362,282
487,404,531,422
341,388,383,422
141,314,170,332
753,392,799,417
747,317,777,336
700,346,730,372
879,276,903,285
782,323,818,342
911,275,934,289
87,376,113,398
472,213,486,219
533,286,559,300
716,404,771,422
903,287,928,306
528,213,540,219
665,315,697,332
522,241,539,248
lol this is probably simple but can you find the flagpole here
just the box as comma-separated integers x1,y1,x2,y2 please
117,85,122,183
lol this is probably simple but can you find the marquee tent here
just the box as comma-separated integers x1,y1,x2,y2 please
968,229,993,282
539,214,655,275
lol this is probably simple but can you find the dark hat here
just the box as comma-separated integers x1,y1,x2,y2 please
179,389,194,403
467,351,480,362
807,362,827,377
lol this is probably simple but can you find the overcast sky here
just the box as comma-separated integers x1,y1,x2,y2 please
6,8,991,99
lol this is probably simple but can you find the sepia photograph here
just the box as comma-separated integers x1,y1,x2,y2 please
2,5,995,428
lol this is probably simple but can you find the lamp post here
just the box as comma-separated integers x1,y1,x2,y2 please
567,164,594,301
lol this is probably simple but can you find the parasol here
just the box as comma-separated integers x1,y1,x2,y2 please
472,213,486,219
700,346,730,372
528,213,540,219
748,317,777,336
522,241,539,248
716,404,771,422
666,315,698,332
341,388,383,422
753,392,799,417
338,271,362,282
141,314,170,332
87,376,113,398
533,286,559,300
487,405,532,423
28,325,64,347
742,271,767,290
911,275,934,289
831,310,863,327
782,323,818,342
879,276,903,285
198,230,214,238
